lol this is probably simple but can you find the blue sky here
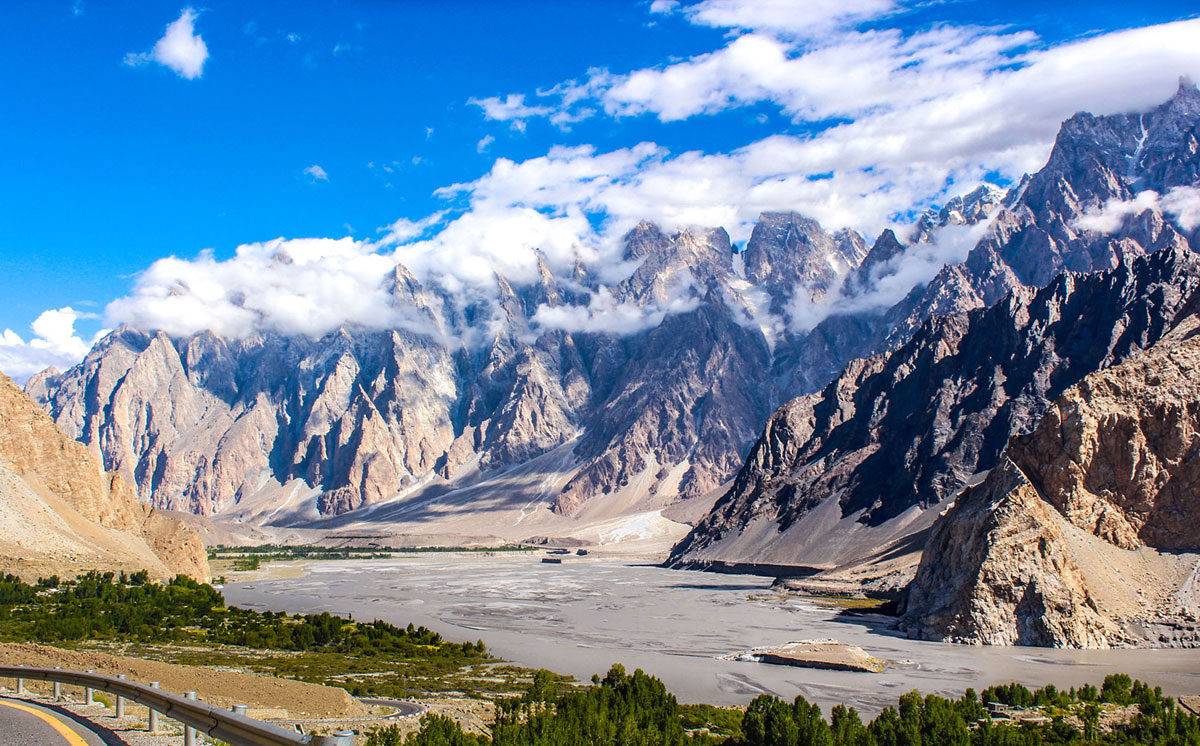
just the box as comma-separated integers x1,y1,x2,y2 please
1,0,1199,379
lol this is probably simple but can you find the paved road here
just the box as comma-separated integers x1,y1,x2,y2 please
358,697,426,718
0,697,109,746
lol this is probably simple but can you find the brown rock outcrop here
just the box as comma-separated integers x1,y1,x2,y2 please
902,317,1200,647
0,373,208,581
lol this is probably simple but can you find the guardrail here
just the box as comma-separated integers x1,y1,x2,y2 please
0,665,353,745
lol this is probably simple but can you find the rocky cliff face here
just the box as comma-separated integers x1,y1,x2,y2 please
0,373,209,581
669,82,1200,569
901,316,1200,647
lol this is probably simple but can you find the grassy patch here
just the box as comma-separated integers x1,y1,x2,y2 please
206,544,537,567
679,703,744,738
802,595,890,610
0,572,542,700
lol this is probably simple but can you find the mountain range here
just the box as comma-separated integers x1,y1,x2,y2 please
17,82,1200,644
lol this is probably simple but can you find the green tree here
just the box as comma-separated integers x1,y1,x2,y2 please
793,695,833,746
1101,674,1133,705
830,704,870,746
1081,702,1101,741
367,716,486,746
742,695,798,746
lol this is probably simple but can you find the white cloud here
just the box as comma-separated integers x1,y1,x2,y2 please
1161,186,1200,232
447,19,1200,247
304,164,329,182
468,93,553,131
1076,187,1200,234
124,8,208,80
682,0,897,37
601,27,1039,123
398,204,598,291
1075,190,1162,233
379,211,447,244
532,283,699,336
649,0,679,14
476,134,496,153
105,239,405,339
0,308,106,383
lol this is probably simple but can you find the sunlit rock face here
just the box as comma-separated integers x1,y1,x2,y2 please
0,371,209,581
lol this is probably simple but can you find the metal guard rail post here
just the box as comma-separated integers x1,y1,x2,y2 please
0,665,350,745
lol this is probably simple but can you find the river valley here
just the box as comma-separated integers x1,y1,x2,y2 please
224,554,1200,715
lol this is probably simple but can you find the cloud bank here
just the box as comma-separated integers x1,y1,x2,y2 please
466,18,1200,245
105,238,402,339
532,284,700,336
1075,187,1200,234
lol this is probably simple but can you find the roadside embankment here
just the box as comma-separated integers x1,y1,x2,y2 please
0,643,369,720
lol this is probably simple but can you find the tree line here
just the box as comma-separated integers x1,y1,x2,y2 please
368,665,1200,746
0,571,485,659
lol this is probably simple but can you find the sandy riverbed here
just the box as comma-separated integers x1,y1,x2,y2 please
224,554,1200,715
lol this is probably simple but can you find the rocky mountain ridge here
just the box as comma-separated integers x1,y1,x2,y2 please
668,81,1200,569
669,244,1200,571
25,207,957,530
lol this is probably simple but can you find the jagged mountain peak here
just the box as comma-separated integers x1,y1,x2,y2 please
841,228,907,298
618,224,732,306
911,183,1007,243
1155,75,1200,120
742,211,866,317
1032,79,1200,206
622,220,672,260
943,183,1006,222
